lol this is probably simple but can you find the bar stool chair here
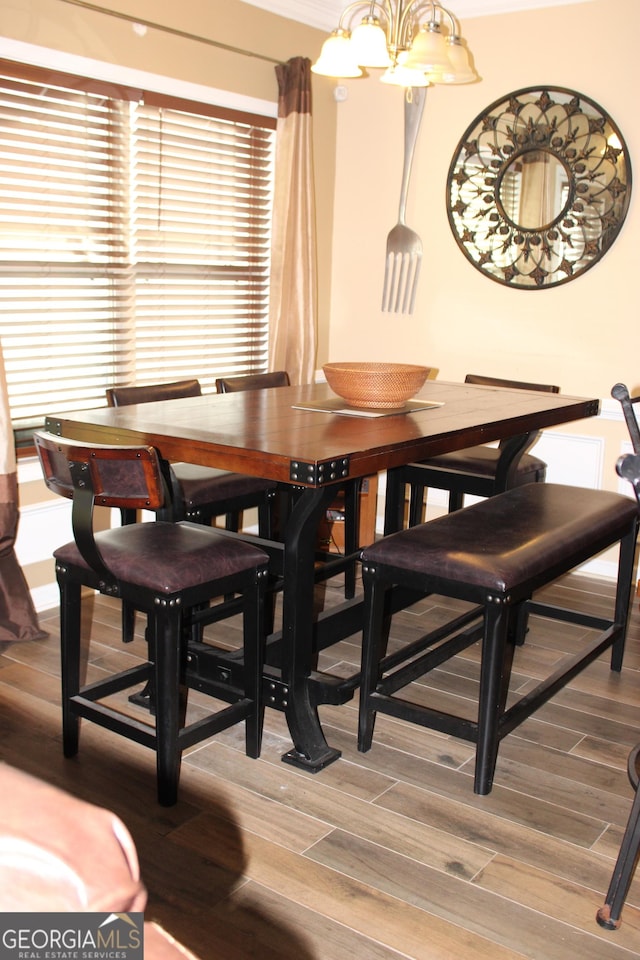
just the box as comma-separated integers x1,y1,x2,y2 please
215,370,291,393
359,480,638,795
384,374,560,533
107,379,277,643
34,430,270,806
216,370,363,599
611,382,640,452
106,379,276,534
597,451,640,930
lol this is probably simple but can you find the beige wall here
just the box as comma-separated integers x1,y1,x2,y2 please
325,0,638,458
327,0,637,385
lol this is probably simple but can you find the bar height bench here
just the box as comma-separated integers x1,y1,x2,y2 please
358,482,639,795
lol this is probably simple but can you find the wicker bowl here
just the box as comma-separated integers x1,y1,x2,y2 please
323,362,430,409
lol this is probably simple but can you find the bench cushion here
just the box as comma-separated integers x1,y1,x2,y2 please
362,484,638,593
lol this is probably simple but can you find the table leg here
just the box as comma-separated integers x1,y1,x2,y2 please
280,484,344,771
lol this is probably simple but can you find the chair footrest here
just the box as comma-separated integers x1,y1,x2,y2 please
70,691,254,753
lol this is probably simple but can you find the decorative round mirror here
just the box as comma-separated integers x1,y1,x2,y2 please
446,86,632,288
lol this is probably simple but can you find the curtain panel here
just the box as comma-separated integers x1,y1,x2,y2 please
0,341,46,642
269,57,318,385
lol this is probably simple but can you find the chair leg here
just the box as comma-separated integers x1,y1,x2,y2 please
343,480,361,600
610,523,638,672
408,481,426,527
258,489,275,540
59,576,82,758
121,604,136,643
242,568,267,759
225,511,241,533
119,508,138,642
597,747,640,930
358,569,389,753
383,467,406,535
511,600,530,647
150,606,186,807
448,490,465,513
474,602,511,795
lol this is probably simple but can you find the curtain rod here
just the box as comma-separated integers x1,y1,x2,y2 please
55,0,283,65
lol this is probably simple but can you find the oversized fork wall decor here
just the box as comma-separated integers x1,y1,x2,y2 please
382,86,426,315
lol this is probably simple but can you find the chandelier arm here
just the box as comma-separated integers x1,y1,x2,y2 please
392,0,442,54
385,0,422,57
337,0,388,30
433,1,459,36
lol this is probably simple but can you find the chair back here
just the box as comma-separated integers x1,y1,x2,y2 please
34,431,167,512
465,375,560,462
106,379,202,407
215,371,290,393
612,383,640,453
617,452,640,507
35,431,169,585
465,374,560,394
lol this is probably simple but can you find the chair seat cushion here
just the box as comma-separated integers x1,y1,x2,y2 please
362,484,637,594
412,445,546,480
55,522,268,594
172,463,274,507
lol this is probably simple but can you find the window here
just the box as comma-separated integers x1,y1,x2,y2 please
0,60,276,444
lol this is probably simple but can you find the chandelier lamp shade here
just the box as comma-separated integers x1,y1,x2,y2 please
311,0,478,87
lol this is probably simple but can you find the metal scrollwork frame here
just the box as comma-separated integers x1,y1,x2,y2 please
447,86,632,289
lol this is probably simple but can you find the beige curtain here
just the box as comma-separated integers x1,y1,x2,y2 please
269,57,317,385
0,341,47,642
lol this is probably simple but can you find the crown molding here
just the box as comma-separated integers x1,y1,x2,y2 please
240,0,594,31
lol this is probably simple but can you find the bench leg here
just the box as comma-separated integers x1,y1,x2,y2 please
358,571,389,753
475,602,511,795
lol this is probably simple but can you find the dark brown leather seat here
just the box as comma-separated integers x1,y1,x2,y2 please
35,430,270,806
0,763,201,956
107,379,276,531
359,482,638,795
384,374,560,533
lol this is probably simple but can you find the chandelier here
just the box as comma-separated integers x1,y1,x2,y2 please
311,0,478,87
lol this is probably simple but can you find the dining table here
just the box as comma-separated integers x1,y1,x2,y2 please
44,378,600,773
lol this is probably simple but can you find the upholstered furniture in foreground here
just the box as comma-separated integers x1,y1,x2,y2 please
35,431,269,806
0,763,199,957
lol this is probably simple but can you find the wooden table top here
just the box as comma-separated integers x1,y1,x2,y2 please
45,380,600,488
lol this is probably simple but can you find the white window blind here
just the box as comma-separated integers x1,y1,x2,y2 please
0,61,276,444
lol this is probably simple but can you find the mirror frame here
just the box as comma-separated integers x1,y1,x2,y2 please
446,86,632,289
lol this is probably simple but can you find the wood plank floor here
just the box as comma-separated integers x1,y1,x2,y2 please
2,571,640,959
